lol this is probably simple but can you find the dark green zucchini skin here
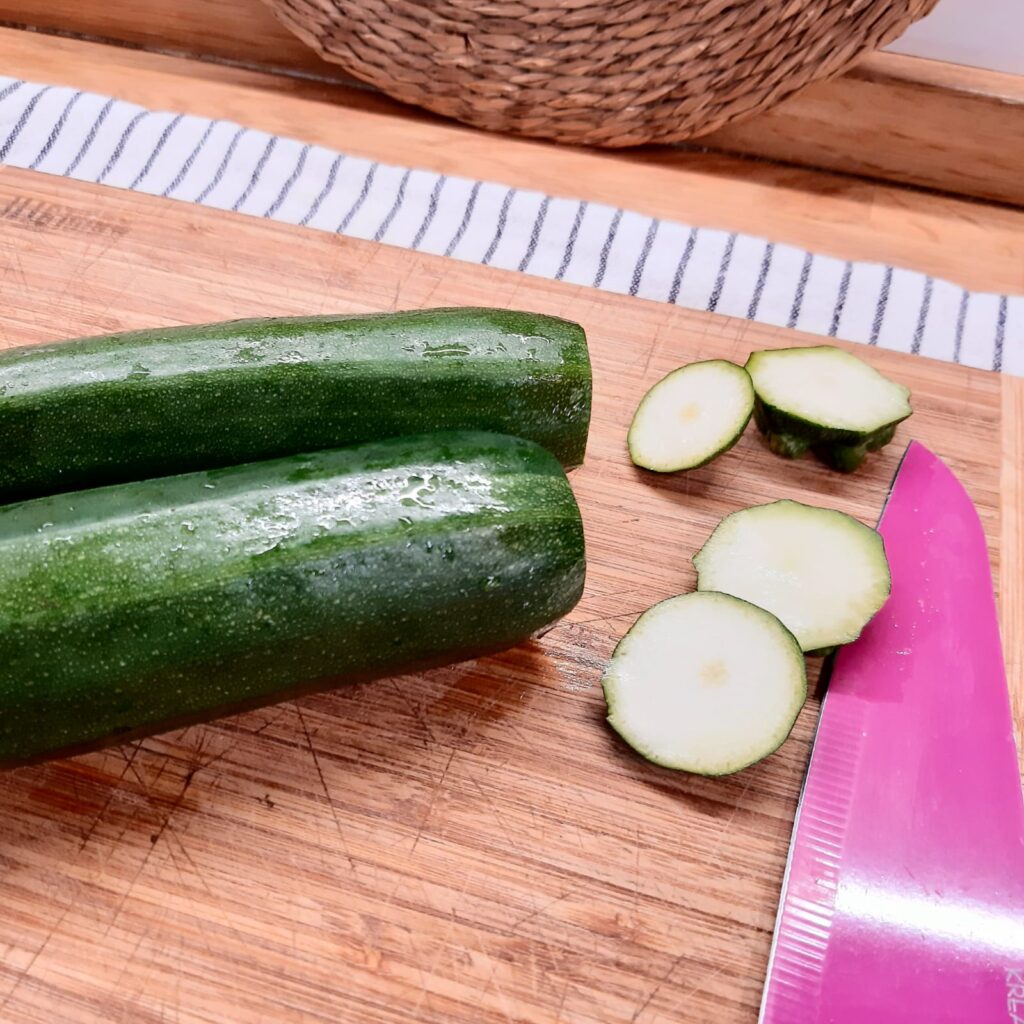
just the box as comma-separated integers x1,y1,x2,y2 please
0,308,591,502
0,431,585,766
752,397,902,473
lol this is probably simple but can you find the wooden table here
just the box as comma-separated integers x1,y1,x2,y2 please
0,33,1020,1024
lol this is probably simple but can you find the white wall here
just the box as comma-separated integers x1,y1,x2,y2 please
886,0,1024,75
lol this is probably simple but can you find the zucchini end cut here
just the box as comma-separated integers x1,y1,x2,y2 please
746,346,911,472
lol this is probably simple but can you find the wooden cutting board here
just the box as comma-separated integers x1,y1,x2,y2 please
0,167,1019,1024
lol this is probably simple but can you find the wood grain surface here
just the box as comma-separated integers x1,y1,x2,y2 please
0,167,1018,1024
5,2,1024,204
4,30,1024,300
704,52,1024,208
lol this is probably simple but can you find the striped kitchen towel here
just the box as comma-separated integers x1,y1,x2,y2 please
0,77,1020,375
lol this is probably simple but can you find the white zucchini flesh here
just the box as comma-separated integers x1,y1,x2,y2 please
627,360,753,472
746,346,911,434
694,500,891,652
602,592,806,776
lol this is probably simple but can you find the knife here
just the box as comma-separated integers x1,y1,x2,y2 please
758,441,1024,1024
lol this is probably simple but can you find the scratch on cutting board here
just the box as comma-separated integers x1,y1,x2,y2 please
411,868,480,1018
472,682,534,751
181,725,245,778
95,765,200,941
0,891,77,1017
568,608,650,628
404,921,431,1011
376,874,409,920
410,745,458,855
389,679,438,748
470,777,521,855
634,827,642,927
509,891,573,934
141,746,176,792
0,247,28,295
629,946,690,1024
295,702,361,880
106,734,227,892
417,271,445,311
554,978,573,1022
77,742,144,853
662,962,729,1021
704,775,753,865
159,806,222,907
469,931,516,1024
145,766,197,854
638,326,667,383
498,714,535,755
105,926,152,997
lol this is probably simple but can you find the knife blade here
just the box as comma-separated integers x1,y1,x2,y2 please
759,440,1024,1024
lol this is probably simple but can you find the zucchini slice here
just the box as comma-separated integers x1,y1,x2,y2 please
694,500,891,652
745,346,911,472
602,592,806,775
628,360,753,472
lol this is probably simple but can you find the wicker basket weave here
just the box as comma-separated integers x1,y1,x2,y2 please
264,0,938,147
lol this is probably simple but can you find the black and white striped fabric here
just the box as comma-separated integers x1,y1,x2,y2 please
1,77,1020,375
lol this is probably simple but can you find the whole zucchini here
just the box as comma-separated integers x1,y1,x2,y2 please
0,431,585,766
0,307,591,502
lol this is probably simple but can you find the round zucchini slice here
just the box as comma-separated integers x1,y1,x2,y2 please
628,360,753,472
694,499,891,652
602,592,807,776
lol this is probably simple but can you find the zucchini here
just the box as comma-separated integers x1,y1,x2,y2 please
627,360,753,472
602,592,806,775
745,346,911,472
0,431,585,767
693,499,891,652
0,307,591,502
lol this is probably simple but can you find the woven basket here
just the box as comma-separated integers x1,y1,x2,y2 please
264,0,939,147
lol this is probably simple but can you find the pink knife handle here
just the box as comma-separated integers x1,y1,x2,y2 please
761,442,1024,1024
